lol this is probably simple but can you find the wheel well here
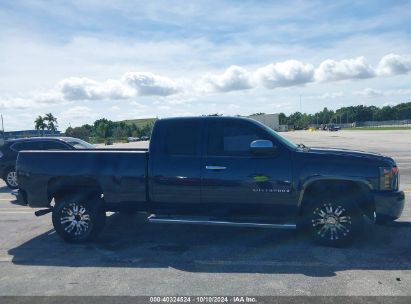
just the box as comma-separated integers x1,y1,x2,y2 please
48,177,103,205
299,180,374,220
3,166,15,176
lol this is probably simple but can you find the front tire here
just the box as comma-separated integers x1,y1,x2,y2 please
4,167,18,189
52,195,106,243
303,195,364,247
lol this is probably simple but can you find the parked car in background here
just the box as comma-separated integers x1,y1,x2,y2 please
140,136,150,141
327,124,341,131
0,137,94,189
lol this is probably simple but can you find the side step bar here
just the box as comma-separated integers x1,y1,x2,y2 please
147,215,296,229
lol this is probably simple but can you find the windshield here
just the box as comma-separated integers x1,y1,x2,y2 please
62,138,95,149
255,121,298,150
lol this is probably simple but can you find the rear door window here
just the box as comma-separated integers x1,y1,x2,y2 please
163,120,202,156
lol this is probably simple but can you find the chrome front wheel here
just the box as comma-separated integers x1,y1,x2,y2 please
312,203,352,241
305,198,363,247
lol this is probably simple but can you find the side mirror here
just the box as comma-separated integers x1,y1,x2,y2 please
250,140,276,155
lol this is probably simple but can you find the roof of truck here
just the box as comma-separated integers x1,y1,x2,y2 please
159,116,250,121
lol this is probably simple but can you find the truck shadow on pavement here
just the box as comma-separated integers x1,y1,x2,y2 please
8,213,411,277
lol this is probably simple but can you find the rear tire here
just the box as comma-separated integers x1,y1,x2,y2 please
52,194,106,243
4,167,18,189
302,194,364,247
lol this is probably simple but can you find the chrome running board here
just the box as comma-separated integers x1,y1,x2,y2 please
147,215,296,229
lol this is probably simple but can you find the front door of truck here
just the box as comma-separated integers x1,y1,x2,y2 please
150,119,204,214
201,118,295,217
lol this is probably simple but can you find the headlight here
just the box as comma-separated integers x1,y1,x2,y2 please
379,166,399,190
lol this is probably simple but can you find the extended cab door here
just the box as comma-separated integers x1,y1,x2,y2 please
201,118,295,217
149,119,204,214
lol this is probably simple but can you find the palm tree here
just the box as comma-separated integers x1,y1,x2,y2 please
44,113,58,132
34,116,47,136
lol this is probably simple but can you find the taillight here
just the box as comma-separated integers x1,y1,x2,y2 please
379,166,399,190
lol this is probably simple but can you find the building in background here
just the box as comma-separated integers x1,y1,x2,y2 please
1,130,61,140
248,113,285,131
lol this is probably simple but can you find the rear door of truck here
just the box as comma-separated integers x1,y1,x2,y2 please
149,118,204,214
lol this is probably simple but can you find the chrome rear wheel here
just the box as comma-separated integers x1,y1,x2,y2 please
60,203,92,237
52,195,106,243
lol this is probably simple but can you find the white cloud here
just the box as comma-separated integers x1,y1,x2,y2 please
306,92,344,99
2,54,411,112
353,88,383,97
227,104,240,109
0,97,36,110
59,77,134,100
59,106,99,127
315,56,374,82
385,88,411,95
0,95,62,110
129,101,147,108
377,53,411,76
58,72,184,101
31,90,64,104
60,105,95,118
253,60,314,89
198,65,252,93
122,72,184,96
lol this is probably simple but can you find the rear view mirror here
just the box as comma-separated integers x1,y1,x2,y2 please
250,140,276,154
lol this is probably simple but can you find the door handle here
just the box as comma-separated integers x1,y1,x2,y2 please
205,165,227,170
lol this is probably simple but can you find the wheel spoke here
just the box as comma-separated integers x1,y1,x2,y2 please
312,203,353,241
330,227,339,240
312,218,325,226
339,216,350,223
60,202,91,238
60,216,74,224
64,221,76,233
317,224,329,237
325,204,333,214
334,206,344,216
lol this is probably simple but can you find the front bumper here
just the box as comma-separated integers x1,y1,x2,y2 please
373,190,405,220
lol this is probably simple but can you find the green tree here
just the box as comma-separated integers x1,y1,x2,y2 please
65,125,93,141
93,119,111,138
34,116,47,135
44,113,58,131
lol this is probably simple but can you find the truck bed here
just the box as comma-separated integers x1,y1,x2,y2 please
17,150,148,208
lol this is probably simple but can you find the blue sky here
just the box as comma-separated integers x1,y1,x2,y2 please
1,0,411,130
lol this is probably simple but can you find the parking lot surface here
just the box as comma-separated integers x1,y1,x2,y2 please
0,130,410,296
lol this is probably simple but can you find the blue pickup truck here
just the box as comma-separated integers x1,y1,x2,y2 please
15,116,405,247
